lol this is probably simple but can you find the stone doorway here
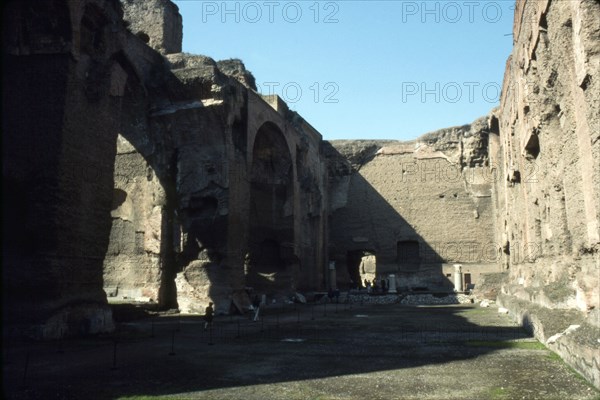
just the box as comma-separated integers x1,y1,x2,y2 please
346,250,377,289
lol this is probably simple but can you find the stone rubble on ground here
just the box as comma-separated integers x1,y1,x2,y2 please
400,294,475,305
294,292,307,304
346,293,476,305
347,294,401,305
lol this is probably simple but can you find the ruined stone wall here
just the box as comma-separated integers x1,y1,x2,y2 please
101,51,328,314
493,0,600,387
2,0,329,336
1,0,151,338
102,135,166,303
150,53,244,314
327,118,498,291
121,0,182,54
295,120,329,291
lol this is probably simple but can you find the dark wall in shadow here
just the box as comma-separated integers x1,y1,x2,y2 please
2,0,133,336
247,122,296,295
1,0,182,336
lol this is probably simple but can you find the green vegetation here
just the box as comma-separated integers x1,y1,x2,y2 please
488,386,511,399
468,341,599,394
466,340,546,350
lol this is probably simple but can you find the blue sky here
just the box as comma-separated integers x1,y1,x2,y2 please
173,1,515,140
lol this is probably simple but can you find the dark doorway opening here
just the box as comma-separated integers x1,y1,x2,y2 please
397,240,420,270
464,273,473,290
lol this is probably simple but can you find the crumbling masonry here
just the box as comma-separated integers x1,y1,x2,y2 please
2,0,598,388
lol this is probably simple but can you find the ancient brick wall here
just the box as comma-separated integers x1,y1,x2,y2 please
493,0,600,387
327,118,498,291
102,135,166,303
102,55,329,314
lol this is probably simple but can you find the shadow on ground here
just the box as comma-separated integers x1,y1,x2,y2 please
3,301,598,400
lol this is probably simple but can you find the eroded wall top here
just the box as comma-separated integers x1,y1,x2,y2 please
121,0,182,54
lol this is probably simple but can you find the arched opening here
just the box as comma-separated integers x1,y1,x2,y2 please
247,122,295,293
347,250,377,289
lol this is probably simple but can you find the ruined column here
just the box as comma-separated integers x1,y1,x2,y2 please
453,264,463,292
388,274,397,293
329,261,337,290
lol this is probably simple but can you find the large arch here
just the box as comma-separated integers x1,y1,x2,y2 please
246,121,297,293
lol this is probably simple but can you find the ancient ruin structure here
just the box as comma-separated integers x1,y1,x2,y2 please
2,0,598,389
491,0,599,387
3,0,327,333
326,118,497,292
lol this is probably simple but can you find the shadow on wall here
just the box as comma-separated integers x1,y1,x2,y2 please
246,122,297,296
327,145,455,292
1,0,185,336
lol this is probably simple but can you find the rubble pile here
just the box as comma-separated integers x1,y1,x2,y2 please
400,294,474,305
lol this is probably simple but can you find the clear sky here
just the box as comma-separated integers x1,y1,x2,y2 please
173,0,515,140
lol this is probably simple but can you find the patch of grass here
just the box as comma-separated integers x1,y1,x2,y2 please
541,348,600,391
474,342,599,393
460,308,489,314
545,351,562,362
561,359,599,387
466,340,547,350
488,386,511,399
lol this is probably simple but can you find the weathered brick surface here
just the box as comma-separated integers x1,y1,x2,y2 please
493,0,600,387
